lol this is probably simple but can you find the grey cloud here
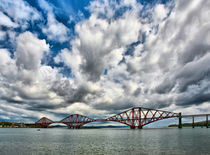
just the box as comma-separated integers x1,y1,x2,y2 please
155,79,175,94
0,96,24,104
176,91,210,107
80,56,105,81
179,43,210,65
127,62,138,74
93,98,136,112
51,79,100,104
175,53,210,92
50,79,72,97
155,53,210,94
133,88,141,97
65,85,95,103
153,0,210,96
26,102,66,111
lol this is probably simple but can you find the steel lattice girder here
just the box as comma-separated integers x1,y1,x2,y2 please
35,107,180,128
106,107,179,127
60,114,96,128
35,117,54,127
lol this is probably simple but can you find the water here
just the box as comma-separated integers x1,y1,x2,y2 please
0,128,210,155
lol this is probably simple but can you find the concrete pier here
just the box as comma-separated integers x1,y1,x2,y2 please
178,113,182,128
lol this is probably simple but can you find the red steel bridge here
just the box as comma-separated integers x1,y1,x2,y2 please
35,107,210,129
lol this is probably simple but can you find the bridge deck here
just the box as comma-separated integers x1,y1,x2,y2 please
182,114,210,117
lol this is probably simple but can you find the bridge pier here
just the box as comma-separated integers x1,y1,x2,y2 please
192,116,194,128
178,113,182,128
130,126,135,129
138,126,143,129
206,115,208,128
41,125,48,128
68,126,81,129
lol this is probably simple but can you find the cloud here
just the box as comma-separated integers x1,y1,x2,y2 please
0,31,6,41
152,0,210,95
0,49,17,81
0,0,41,28
1,0,210,123
52,0,210,117
153,4,169,23
0,32,57,121
58,1,142,81
39,0,69,42
42,12,69,42
15,32,49,70
0,11,18,28
140,0,210,110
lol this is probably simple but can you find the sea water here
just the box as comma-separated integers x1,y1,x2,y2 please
0,128,210,155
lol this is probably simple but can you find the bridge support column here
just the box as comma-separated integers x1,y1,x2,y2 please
138,107,142,129
138,126,142,129
131,108,135,128
130,126,135,129
192,116,194,128
206,115,208,128
39,124,50,128
178,113,182,129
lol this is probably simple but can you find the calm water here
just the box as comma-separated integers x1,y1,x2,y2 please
0,128,210,155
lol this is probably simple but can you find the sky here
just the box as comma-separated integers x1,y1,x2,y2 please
0,0,210,124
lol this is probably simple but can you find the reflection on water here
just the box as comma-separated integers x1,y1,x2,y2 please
0,128,210,155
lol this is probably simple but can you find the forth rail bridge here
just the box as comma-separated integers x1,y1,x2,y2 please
36,107,210,129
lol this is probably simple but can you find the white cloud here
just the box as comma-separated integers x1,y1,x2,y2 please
153,4,169,22
0,49,17,81
53,102,107,116
15,32,49,70
39,0,69,42
57,0,210,114
0,0,41,28
0,31,6,41
0,11,18,28
59,5,142,81
42,12,69,42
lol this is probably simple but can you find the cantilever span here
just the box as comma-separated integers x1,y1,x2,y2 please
60,114,96,129
105,107,180,129
35,107,181,129
36,117,54,128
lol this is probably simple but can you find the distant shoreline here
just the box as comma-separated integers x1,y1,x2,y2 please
169,120,210,127
0,122,129,128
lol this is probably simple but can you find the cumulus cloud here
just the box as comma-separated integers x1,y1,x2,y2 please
57,0,210,113
15,32,49,70
57,1,142,81
0,32,59,121
139,0,210,109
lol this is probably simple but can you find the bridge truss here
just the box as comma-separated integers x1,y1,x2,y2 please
106,107,179,129
35,107,180,129
36,117,54,128
60,114,96,129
